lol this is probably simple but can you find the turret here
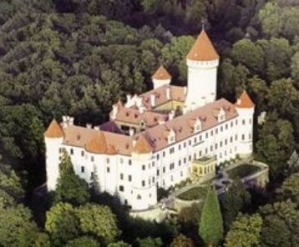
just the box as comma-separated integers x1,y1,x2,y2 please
44,119,64,191
185,29,219,108
131,135,156,210
235,90,255,157
152,65,172,89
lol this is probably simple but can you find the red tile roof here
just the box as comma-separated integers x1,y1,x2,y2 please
44,119,64,138
85,131,107,154
152,65,171,80
133,135,152,154
235,91,255,108
187,30,219,61
61,99,238,155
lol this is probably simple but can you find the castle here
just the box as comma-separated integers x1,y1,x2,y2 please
44,29,255,211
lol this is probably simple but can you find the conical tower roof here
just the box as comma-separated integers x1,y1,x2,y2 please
44,119,64,138
235,90,255,108
152,65,171,80
187,29,219,61
132,135,152,154
85,131,107,154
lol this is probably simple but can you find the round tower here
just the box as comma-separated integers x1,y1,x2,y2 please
152,65,171,89
44,119,64,191
131,135,157,210
185,29,219,108
235,91,255,157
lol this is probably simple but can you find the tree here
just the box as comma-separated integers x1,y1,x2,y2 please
259,200,299,247
76,203,119,244
222,179,251,231
136,237,163,247
45,202,80,246
54,153,90,206
0,205,38,247
65,236,99,247
170,234,194,247
224,214,262,247
276,172,299,206
199,187,223,247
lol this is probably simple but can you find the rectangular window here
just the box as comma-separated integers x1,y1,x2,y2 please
157,169,160,176
142,180,145,187
152,177,155,183
179,160,181,166
91,156,94,162
119,185,124,192
81,150,84,157
157,154,160,160
142,165,146,170
242,120,245,125
81,166,85,173
184,158,187,164
205,133,208,138
107,158,110,164
120,173,124,180
70,148,74,155
107,167,110,173
128,175,132,181
163,152,166,157
120,158,124,164
128,159,132,165
170,163,174,170
163,167,166,173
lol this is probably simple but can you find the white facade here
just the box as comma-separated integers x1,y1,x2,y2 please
44,30,255,211
185,59,219,108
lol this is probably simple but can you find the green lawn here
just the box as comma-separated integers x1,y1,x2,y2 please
177,186,208,201
226,164,260,179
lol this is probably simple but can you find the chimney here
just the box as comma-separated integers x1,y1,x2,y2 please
166,86,170,100
62,115,68,128
69,117,74,126
182,106,188,115
129,128,135,136
111,104,118,119
86,123,92,129
150,94,155,107
136,97,142,107
168,110,175,120
94,126,100,131
237,99,241,105
138,106,145,114
183,86,187,95
125,94,132,107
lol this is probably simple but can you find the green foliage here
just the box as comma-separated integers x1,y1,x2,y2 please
76,203,119,244
170,234,194,247
199,187,223,246
224,214,262,247
55,153,90,206
136,237,163,247
45,202,80,246
65,236,99,247
258,200,299,247
0,204,38,247
222,180,251,232
276,172,299,206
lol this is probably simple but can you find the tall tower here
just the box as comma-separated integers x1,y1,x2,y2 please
44,119,64,191
185,29,219,108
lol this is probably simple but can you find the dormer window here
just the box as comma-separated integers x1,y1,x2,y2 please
218,108,225,122
167,129,176,144
194,118,202,133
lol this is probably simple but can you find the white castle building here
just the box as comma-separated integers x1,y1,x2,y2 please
44,30,255,210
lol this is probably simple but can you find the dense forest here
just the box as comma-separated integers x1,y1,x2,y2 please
1,0,299,246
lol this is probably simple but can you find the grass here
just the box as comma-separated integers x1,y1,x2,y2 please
226,164,260,179
177,186,208,201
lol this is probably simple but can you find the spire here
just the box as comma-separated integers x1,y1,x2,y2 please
44,119,64,138
152,65,172,80
186,29,219,61
85,131,107,154
132,135,152,154
235,90,255,108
